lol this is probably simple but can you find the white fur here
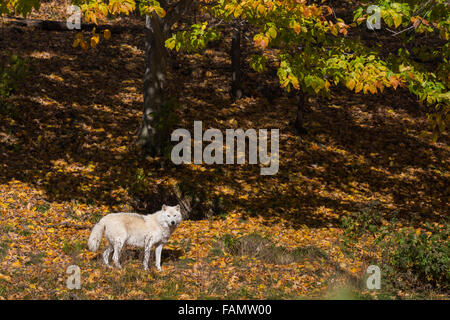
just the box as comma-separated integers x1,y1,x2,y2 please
88,205,183,271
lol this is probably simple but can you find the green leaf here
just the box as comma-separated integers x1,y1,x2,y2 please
165,38,176,50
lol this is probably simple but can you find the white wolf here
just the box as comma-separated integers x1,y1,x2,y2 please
88,205,183,270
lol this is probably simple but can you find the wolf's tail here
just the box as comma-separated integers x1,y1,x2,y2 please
88,219,105,252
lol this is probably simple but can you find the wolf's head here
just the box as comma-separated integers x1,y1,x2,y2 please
159,204,183,228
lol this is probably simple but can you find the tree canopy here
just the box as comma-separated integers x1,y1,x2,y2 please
2,0,448,142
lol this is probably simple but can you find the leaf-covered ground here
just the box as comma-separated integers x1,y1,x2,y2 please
0,2,449,299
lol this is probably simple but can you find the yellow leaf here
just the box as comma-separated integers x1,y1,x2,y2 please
393,13,402,28
91,34,100,48
129,289,145,296
104,29,111,40
389,76,399,89
81,40,89,51
330,25,338,36
73,38,81,48
233,5,243,18
355,82,363,93
0,273,12,282
257,4,265,15
363,84,370,94
155,6,166,18
346,79,356,91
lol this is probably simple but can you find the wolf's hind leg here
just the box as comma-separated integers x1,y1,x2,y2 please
112,239,125,269
103,243,113,267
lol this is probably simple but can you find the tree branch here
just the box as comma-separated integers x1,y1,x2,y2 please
164,0,196,30
1,17,143,33
46,222,91,230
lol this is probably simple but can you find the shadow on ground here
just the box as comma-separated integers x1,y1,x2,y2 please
1,25,448,230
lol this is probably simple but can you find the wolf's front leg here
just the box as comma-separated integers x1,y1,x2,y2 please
155,244,163,271
143,238,154,271
112,239,124,269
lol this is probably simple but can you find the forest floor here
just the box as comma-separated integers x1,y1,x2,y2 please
0,1,448,299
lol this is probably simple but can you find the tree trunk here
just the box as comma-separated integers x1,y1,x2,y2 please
295,92,308,135
231,22,243,100
136,15,168,155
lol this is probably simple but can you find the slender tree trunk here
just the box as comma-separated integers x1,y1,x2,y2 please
295,92,308,135
136,15,168,155
231,21,242,100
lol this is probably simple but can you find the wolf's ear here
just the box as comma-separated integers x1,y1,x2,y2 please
175,204,180,211
162,204,167,211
